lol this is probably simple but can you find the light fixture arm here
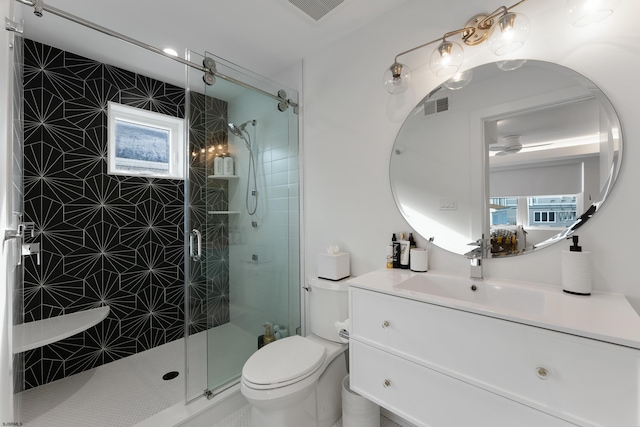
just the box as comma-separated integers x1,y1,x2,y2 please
393,27,474,64
479,0,529,29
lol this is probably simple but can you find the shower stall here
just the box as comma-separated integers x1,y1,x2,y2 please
184,50,302,401
2,1,301,424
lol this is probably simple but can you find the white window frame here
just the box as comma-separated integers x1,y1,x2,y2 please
108,102,185,179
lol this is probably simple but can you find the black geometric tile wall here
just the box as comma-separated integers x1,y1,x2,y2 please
20,39,230,389
187,91,231,333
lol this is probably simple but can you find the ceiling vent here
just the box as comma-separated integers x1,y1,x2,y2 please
424,97,449,116
289,0,344,21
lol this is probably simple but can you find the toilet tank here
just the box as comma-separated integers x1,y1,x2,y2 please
308,277,350,343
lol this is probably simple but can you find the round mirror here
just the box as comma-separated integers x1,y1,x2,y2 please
390,60,622,257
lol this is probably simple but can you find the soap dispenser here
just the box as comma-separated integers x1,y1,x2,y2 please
561,235,591,296
263,324,276,345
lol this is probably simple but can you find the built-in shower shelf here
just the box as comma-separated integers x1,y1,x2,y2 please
207,175,240,180
208,211,241,215
13,306,110,354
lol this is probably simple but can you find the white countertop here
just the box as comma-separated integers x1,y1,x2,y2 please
348,269,640,350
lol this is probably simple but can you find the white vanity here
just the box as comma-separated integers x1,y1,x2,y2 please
348,269,640,427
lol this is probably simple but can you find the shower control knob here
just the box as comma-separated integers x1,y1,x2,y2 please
382,320,390,328
383,379,391,388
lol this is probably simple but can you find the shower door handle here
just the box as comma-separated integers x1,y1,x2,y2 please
190,229,202,262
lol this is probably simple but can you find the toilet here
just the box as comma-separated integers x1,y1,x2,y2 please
240,276,350,427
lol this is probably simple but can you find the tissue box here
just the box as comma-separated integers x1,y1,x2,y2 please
318,252,350,281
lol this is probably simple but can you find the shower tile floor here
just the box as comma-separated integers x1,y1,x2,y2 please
17,331,202,427
17,323,257,427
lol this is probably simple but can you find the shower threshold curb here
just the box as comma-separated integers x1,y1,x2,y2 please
133,383,247,427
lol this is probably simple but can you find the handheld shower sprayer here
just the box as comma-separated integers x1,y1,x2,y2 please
227,120,258,216
228,120,255,136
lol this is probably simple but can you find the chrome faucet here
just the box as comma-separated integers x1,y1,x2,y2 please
465,238,486,280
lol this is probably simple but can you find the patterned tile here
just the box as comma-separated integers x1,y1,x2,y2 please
21,39,230,390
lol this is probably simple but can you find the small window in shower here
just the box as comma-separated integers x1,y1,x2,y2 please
107,102,185,179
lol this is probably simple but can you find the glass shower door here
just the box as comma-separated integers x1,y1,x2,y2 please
185,50,300,400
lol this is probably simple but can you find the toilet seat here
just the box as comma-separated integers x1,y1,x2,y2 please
242,336,326,390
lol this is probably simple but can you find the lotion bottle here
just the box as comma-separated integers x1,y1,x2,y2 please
561,235,592,296
223,155,234,175
399,240,410,269
214,155,224,175
391,234,400,268
263,324,276,345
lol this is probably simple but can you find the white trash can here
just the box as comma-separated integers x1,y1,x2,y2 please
342,374,380,427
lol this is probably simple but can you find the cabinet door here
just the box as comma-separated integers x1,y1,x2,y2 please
350,340,578,427
350,288,640,426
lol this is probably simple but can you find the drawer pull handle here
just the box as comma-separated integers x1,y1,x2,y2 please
536,367,549,380
383,379,391,388
382,320,390,328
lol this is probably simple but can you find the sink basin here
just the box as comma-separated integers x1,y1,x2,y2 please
394,273,546,316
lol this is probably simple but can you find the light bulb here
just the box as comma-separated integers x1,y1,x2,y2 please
566,0,621,27
430,41,464,77
486,12,530,56
383,62,411,94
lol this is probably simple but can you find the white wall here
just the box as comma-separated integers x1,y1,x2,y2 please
302,0,640,310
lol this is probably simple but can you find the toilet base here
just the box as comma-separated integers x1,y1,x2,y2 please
249,388,317,427
246,350,347,427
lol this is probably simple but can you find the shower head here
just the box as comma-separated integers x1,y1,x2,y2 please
228,120,256,138
228,123,244,138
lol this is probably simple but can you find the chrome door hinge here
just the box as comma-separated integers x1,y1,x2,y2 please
5,17,24,35
4,222,40,265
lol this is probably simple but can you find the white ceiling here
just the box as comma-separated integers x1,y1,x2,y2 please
17,0,413,84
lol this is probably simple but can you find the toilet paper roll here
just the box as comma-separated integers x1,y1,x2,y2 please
410,248,429,272
561,250,591,295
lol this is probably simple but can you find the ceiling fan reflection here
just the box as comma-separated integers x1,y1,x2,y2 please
489,135,552,156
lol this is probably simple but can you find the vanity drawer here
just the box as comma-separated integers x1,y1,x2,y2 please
350,340,577,427
350,288,640,426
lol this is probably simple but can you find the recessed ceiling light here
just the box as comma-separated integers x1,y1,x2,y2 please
163,48,178,57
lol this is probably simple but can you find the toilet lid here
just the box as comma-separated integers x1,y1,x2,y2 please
242,336,326,386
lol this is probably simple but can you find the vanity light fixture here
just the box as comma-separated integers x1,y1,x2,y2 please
384,0,529,94
383,62,411,94
430,39,465,77
566,0,621,27
485,9,531,56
